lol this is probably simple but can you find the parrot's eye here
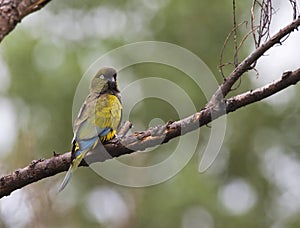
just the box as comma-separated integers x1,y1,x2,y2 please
99,75,105,79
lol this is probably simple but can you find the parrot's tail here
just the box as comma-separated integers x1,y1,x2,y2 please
58,165,73,192
58,152,85,192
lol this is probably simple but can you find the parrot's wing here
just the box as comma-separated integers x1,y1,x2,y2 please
73,94,109,140
75,118,112,141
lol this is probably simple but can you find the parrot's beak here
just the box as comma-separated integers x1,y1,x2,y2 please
108,77,117,90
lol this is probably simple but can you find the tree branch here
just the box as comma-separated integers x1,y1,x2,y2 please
0,0,51,42
226,69,300,112
208,16,300,107
1,68,300,198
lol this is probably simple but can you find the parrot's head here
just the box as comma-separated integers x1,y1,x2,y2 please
90,67,119,94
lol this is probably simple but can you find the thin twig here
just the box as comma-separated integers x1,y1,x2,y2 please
117,121,133,138
288,0,298,20
232,0,239,67
219,21,247,79
209,15,300,109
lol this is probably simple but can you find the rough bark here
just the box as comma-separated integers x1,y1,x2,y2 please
0,0,51,42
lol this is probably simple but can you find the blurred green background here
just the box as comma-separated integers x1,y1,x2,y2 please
1,0,300,227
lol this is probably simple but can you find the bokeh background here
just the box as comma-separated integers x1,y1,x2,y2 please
1,0,300,227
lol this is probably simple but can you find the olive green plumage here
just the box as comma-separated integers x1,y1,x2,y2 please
58,67,122,192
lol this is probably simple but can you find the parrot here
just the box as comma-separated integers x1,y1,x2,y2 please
58,67,122,192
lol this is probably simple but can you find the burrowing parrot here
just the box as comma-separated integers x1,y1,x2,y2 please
58,67,122,192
